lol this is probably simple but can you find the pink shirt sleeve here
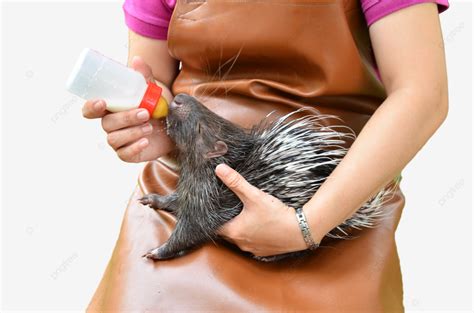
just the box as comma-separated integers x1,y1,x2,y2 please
122,0,450,40
360,0,450,80
361,0,450,27
122,0,176,40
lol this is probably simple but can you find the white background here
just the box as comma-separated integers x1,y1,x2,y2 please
0,0,472,312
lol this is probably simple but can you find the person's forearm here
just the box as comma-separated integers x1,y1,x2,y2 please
126,30,179,105
127,29,179,90
304,88,448,242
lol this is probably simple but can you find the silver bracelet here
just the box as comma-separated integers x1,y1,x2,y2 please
294,207,320,251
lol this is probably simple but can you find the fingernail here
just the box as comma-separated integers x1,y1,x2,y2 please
216,164,231,176
137,109,149,121
94,100,104,111
138,138,148,148
141,123,153,135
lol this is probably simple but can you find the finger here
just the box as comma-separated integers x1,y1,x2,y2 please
101,108,150,133
116,138,149,163
217,220,233,236
106,122,153,150
130,55,154,82
215,163,260,202
82,99,107,119
217,223,238,243
216,226,230,239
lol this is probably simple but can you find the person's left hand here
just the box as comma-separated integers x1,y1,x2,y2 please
215,163,310,257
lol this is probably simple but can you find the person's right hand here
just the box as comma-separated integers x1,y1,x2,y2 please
81,56,175,163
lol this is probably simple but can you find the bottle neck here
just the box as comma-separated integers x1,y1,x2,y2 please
139,81,168,119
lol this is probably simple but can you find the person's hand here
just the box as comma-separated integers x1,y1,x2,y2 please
215,163,311,257
81,56,175,163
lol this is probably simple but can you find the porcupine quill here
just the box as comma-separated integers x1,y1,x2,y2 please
139,93,400,262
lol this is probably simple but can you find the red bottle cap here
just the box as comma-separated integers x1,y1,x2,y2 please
139,81,163,117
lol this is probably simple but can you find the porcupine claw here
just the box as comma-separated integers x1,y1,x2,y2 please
141,249,156,259
142,244,181,260
142,247,164,260
138,195,153,206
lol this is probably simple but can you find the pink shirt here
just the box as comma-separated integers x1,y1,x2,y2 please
123,0,450,40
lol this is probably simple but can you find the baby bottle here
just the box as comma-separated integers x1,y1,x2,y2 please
66,48,168,118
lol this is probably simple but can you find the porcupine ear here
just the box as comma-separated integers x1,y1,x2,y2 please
205,141,228,159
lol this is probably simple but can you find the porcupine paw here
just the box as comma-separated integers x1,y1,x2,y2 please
139,193,177,213
142,246,167,260
141,244,183,261
142,247,160,260
138,194,160,208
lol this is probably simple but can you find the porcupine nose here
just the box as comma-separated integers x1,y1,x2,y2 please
169,93,193,120
170,93,188,110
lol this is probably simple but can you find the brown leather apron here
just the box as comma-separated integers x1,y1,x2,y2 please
87,0,405,312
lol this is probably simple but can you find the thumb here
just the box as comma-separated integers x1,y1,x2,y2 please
215,163,260,202
130,55,154,82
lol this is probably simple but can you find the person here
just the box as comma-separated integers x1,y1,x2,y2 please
83,0,450,311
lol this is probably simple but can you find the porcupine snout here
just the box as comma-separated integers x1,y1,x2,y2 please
169,93,193,120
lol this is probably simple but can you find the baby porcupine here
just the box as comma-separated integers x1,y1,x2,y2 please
139,93,399,262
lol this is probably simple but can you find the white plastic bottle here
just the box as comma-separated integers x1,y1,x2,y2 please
66,48,168,118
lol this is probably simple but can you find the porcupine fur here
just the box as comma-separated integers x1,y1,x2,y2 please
139,93,400,262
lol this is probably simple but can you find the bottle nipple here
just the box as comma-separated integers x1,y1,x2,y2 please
139,81,169,118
